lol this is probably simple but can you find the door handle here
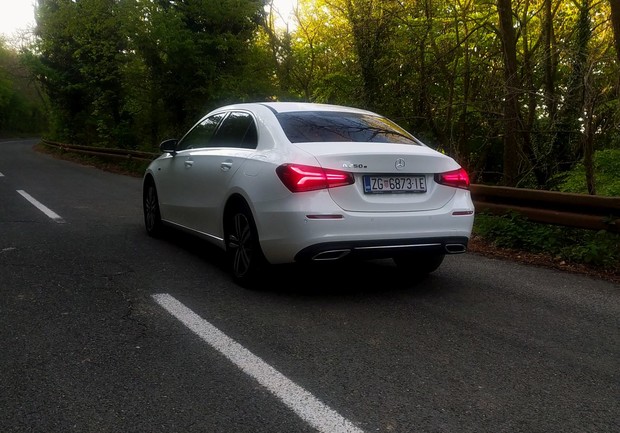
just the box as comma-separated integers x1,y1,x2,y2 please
184,159,194,168
220,161,233,171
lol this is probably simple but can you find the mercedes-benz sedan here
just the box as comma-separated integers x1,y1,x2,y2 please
143,102,474,287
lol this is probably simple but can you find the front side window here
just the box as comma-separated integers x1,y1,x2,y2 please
177,113,225,151
276,111,420,145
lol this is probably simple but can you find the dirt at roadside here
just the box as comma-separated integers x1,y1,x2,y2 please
468,234,620,285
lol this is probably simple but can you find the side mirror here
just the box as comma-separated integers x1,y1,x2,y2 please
160,139,178,155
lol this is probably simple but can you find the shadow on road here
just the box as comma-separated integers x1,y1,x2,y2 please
153,226,451,297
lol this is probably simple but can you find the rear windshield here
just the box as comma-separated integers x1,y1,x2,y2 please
276,111,420,145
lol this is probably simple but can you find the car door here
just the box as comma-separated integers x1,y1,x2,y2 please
182,110,259,238
156,112,225,228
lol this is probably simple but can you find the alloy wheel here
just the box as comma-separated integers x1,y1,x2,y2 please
144,183,161,236
229,212,253,278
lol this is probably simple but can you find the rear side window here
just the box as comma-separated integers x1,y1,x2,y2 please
276,111,420,145
211,111,258,149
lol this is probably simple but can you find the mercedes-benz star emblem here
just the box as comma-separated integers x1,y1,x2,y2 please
395,158,406,170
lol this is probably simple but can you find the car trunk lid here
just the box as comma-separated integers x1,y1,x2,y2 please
294,142,461,212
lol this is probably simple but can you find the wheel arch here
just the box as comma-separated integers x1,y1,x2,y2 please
143,172,156,195
222,193,267,253
223,193,253,236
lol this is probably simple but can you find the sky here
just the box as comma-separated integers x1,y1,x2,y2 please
0,0,36,38
271,0,298,31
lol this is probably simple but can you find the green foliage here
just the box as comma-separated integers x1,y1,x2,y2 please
552,149,620,197
474,212,620,271
139,0,273,126
30,0,270,149
13,0,620,183
0,39,48,136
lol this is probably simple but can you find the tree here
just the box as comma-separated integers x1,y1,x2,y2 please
610,0,620,64
23,0,619,187
32,0,270,148
496,0,522,186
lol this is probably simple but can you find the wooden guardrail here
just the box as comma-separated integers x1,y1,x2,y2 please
41,139,620,232
42,139,158,162
471,185,619,232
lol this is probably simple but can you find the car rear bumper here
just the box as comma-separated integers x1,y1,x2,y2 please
256,207,474,264
293,236,469,262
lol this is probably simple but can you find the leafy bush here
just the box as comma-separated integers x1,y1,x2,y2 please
552,149,620,197
473,212,620,271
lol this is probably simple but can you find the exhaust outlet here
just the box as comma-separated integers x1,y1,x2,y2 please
445,244,466,254
312,249,351,261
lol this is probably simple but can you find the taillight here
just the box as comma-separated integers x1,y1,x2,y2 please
435,168,470,190
276,163,355,193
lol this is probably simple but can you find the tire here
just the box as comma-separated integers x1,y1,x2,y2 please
225,204,268,288
393,253,445,275
143,180,163,237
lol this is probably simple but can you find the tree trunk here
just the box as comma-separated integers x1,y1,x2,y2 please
345,0,382,111
610,0,620,65
583,94,596,195
552,0,591,171
496,0,521,186
344,0,398,113
541,0,560,183
542,0,558,123
520,0,543,185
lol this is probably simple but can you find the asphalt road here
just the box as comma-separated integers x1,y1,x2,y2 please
1,139,618,433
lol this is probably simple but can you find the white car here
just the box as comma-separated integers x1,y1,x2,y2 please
143,102,474,287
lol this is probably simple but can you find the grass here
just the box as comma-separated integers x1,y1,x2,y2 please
473,212,619,275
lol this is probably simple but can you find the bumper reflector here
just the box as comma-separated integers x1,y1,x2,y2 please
306,214,344,220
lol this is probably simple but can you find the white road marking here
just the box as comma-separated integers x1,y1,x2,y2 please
0,171,4,177
16,190,65,223
152,293,364,433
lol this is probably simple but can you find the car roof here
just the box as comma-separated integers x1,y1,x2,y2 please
217,101,378,116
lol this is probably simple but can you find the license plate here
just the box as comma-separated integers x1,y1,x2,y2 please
363,175,427,193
